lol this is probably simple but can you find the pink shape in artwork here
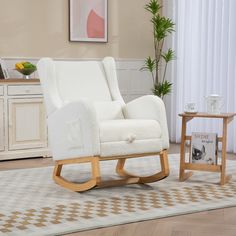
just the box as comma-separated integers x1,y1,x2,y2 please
87,10,105,38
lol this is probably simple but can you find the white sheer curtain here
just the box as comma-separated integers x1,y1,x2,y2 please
166,0,236,152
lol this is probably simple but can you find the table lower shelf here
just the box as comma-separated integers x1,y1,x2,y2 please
180,170,232,185
184,163,221,172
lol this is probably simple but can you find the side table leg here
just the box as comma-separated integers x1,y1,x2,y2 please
220,118,232,185
179,117,188,181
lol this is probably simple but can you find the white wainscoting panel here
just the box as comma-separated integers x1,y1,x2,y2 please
3,58,153,103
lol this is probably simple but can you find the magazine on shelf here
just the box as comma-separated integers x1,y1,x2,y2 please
0,59,9,79
190,132,217,165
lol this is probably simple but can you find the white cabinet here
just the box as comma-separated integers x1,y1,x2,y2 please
8,98,47,150
0,79,50,160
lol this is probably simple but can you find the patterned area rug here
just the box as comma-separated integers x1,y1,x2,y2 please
1,154,236,236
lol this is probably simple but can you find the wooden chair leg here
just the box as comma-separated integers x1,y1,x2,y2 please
116,150,169,184
53,157,101,192
160,150,170,176
91,157,101,184
53,163,62,176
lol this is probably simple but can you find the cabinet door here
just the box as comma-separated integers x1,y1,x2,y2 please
8,98,47,150
0,99,4,151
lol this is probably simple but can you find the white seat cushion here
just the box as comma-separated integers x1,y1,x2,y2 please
99,119,163,157
100,119,162,142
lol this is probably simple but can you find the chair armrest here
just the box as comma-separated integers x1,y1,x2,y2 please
123,95,169,149
47,99,100,160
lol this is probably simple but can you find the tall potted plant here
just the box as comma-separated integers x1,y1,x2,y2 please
141,0,175,99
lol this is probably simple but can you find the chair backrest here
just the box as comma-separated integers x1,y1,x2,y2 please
37,57,125,119
55,61,112,102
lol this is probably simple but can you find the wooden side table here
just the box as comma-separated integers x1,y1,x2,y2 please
179,112,236,185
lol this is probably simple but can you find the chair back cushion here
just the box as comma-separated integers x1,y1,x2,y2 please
55,61,112,102
37,57,125,120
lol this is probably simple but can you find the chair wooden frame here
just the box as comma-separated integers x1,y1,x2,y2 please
53,150,169,192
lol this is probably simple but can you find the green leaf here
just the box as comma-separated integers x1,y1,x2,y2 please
161,49,175,63
140,56,156,72
153,81,172,98
152,15,175,41
145,0,162,15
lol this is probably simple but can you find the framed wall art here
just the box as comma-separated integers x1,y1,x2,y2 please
69,0,108,42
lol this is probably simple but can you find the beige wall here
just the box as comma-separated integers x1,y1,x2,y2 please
0,0,154,59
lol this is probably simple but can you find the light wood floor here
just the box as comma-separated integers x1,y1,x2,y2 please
0,143,236,236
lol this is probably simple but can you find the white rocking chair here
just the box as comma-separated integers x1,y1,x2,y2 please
37,57,170,192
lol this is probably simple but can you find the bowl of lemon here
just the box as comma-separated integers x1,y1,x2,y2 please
15,62,37,79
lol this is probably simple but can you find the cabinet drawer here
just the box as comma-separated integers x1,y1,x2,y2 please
8,85,42,95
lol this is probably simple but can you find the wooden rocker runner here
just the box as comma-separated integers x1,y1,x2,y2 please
38,57,170,192
53,151,169,192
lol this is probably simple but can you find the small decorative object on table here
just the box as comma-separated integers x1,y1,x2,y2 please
205,94,223,114
15,62,37,79
184,102,197,114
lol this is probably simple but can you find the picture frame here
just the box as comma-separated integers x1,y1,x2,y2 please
69,0,108,42
0,59,9,79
